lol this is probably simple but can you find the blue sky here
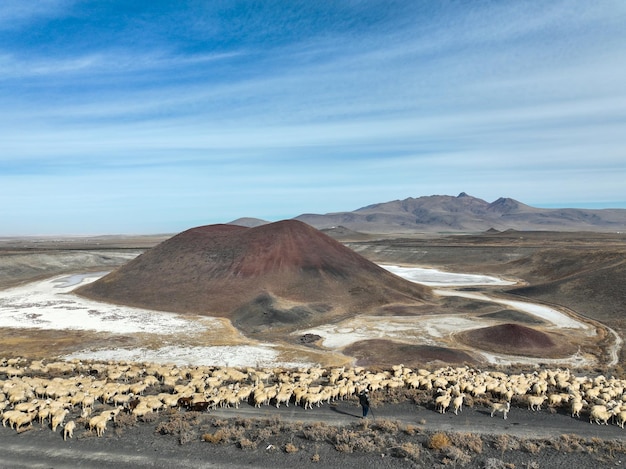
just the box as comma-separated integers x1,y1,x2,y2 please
1,1,625,235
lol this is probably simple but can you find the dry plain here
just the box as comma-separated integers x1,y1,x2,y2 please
0,230,625,468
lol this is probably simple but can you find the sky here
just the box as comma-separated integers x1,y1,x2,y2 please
1,0,625,235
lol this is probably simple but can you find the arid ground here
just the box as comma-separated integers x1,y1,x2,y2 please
1,230,625,468
1,229,624,371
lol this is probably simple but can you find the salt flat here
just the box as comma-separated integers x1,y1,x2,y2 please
380,264,516,286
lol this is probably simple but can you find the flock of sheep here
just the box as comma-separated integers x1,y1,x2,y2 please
1,357,625,441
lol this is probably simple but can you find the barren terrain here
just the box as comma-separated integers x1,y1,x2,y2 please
1,230,625,468
0,229,624,370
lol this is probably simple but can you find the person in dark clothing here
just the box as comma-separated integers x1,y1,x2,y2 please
358,390,370,418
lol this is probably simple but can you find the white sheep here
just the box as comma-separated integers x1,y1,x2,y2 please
452,393,465,415
2,410,22,428
274,388,293,409
11,410,37,431
435,393,452,414
490,401,511,419
570,397,587,418
527,395,546,411
613,409,626,429
88,412,113,437
50,408,69,432
63,420,76,441
589,405,612,425
131,402,153,421
548,393,570,407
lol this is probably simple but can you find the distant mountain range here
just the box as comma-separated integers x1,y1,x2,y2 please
230,193,626,233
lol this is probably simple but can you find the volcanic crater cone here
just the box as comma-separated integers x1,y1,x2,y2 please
76,220,433,334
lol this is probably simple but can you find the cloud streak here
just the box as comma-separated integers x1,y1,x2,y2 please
1,1,625,234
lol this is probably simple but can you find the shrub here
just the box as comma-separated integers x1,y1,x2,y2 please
155,416,191,438
402,423,418,435
202,430,227,444
333,429,379,453
442,446,471,465
253,427,273,440
428,432,451,450
391,442,421,461
450,432,483,454
335,442,353,453
302,422,334,442
284,443,299,453
113,412,137,430
556,434,584,453
140,412,158,423
521,439,542,454
238,438,257,450
493,434,519,452
372,419,400,433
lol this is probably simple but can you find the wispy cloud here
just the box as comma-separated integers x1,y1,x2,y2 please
1,0,625,234
0,0,73,30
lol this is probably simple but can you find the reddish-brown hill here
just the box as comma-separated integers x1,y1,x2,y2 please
457,323,576,358
76,220,433,333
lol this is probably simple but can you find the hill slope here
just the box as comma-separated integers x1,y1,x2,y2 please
76,220,433,333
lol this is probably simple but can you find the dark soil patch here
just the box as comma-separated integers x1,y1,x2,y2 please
456,324,577,358
342,340,477,367
479,309,545,324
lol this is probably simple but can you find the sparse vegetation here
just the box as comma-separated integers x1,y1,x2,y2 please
284,442,299,453
428,432,452,450
450,432,483,454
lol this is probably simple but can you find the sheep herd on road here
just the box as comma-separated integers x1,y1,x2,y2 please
1,357,625,441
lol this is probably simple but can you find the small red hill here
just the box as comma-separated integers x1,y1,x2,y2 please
76,220,433,333
457,323,576,358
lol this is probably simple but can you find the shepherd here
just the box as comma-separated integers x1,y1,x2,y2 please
358,389,370,418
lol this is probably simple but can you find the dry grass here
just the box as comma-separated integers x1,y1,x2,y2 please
284,443,299,453
449,432,483,454
390,442,421,461
402,423,419,435
428,432,451,450
371,418,400,433
302,422,335,442
442,445,472,465
333,428,379,453
520,439,543,454
238,438,257,450
202,430,227,444
155,415,195,444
